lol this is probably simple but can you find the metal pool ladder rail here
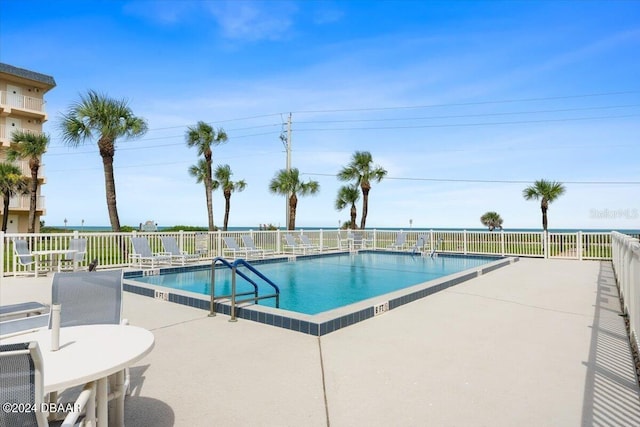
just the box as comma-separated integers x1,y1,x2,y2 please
209,257,281,322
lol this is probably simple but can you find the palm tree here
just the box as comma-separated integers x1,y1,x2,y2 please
337,151,387,229
480,211,504,231
212,164,247,231
7,131,49,233
335,185,360,229
268,168,320,230
59,90,148,232
0,162,29,232
185,121,228,231
522,179,566,231
188,158,211,225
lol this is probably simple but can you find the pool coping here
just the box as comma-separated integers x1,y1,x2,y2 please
123,251,519,336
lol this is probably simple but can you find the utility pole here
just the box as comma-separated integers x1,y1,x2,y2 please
281,113,292,229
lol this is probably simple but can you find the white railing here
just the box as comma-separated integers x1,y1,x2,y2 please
8,195,45,210
0,91,45,113
0,125,43,142
0,229,620,277
611,231,640,355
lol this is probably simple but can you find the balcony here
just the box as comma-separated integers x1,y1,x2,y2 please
0,90,47,119
8,194,45,212
0,124,43,146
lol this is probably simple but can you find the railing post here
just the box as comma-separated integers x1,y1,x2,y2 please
463,230,468,254
500,230,505,256
0,231,4,278
276,229,281,254
577,231,583,260
319,229,324,251
543,231,549,259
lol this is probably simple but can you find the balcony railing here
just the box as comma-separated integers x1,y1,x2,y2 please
0,91,45,113
0,124,43,142
8,194,45,210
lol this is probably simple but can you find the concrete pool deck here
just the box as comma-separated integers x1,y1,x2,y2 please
1,258,640,426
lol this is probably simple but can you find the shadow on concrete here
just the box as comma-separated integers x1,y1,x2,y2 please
122,364,175,426
581,261,640,426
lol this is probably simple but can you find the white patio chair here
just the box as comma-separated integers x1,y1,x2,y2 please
388,232,407,250
50,270,131,412
129,237,171,268
12,239,39,276
222,236,261,259
60,238,87,271
160,236,201,265
410,234,428,254
0,341,96,427
241,235,274,258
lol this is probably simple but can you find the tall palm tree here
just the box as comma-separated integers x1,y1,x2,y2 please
335,185,360,229
268,168,320,230
7,131,49,233
337,151,387,229
0,162,29,232
188,158,211,225
522,179,566,231
480,211,504,231
212,164,247,231
185,121,228,231
59,90,148,232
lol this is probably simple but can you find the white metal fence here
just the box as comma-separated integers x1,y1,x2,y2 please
0,229,620,277
611,231,640,356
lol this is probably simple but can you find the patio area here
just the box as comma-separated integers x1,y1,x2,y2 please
2,258,639,426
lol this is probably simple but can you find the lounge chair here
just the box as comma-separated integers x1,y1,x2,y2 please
388,232,407,250
160,236,201,265
0,341,95,426
12,239,39,276
60,238,87,271
0,313,50,337
299,234,320,252
284,234,318,254
129,237,171,268
222,236,261,259
241,235,275,258
410,234,428,254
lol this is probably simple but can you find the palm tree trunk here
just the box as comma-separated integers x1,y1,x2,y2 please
205,180,214,231
205,160,215,231
360,187,370,229
28,164,39,233
350,204,357,229
223,191,231,231
1,193,9,232
288,194,297,230
101,154,121,232
542,206,548,231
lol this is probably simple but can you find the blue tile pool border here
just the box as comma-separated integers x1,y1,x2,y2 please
123,253,518,336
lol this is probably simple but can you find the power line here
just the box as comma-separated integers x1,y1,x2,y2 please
291,90,640,114
302,172,640,185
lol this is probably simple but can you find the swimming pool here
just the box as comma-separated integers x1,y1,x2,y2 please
132,252,499,315
125,251,516,335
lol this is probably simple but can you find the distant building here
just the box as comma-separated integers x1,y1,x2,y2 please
0,63,56,232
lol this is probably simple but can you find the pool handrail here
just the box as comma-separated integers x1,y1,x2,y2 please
209,257,280,320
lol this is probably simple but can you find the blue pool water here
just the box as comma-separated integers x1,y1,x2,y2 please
133,253,498,315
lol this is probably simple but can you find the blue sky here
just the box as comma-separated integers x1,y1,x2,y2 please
1,0,639,230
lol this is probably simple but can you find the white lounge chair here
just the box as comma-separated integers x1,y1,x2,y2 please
241,235,274,258
160,236,201,265
410,234,428,254
129,237,171,268
388,232,407,250
222,236,261,259
299,234,320,252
